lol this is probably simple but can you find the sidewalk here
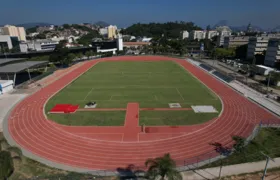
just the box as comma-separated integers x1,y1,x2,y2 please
0,93,27,131
181,158,280,179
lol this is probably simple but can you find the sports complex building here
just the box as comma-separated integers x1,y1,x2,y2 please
0,58,48,93
3,55,280,175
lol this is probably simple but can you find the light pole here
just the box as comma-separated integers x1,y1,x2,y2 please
267,73,271,94
261,152,274,180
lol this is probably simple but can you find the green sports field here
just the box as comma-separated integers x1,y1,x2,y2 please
46,60,222,126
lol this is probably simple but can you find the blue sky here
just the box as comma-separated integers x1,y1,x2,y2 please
0,0,279,29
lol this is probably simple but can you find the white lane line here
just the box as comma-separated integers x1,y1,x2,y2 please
176,88,185,100
83,87,94,100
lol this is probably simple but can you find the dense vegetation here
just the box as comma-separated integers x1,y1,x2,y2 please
121,21,202,38
0,151,14,179
77,32,101,45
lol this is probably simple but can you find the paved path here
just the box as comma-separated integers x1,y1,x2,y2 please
181,157,280,179
0,93,27,131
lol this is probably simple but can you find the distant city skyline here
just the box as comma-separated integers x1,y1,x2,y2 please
0,0,279,29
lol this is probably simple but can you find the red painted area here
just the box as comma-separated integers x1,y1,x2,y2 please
123,103,140,142
49,104,79,114
7,56,280,171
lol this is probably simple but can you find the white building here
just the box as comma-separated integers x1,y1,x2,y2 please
141,37,152,42
117,35,123,51
0,35,13,49
1,25,26,41
189,30,206,41
264,38,280,67
206,30,218,39
182,31,189,39
216,26,232,46
99,28,108,36
20,39,59,52
224,36,249,48
247,36,270,59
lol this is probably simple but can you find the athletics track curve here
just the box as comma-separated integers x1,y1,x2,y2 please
6,56,280,171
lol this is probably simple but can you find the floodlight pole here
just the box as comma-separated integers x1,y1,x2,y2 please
261,152,274,180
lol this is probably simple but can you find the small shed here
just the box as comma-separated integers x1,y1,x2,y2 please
255,65,275,76
0,80,14,94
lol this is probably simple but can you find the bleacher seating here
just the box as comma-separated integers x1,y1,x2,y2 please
212,71,234,83
199,64,213,71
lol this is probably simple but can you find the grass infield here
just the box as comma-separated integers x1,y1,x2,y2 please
46,60,222,126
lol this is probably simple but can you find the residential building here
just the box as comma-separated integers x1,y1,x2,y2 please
264,38,280,67
1,25,26,41
107,25,117,39
224,36,249,48
99,28,108,36
182,31,189,39
216,26,232,46
206,30,218,39
141,37,152,42
247,36,270,59
0,35,13,49
189,30,206,41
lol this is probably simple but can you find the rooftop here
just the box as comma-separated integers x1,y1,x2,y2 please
0,61,48,73
0,58,27,66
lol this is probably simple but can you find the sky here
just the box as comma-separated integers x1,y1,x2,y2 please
0,0,279,29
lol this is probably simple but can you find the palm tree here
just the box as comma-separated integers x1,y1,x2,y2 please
145,153,182,180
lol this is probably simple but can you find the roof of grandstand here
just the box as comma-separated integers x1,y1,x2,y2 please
0,58,27,66
0,61,48,73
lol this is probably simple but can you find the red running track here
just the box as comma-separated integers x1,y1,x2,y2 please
7,56,280,171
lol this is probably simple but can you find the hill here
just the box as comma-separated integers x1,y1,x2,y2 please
121,21,202,38
94,21,110,27
16,22,53,28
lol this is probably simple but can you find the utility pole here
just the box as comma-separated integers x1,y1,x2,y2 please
261,152,274,180
266,73,271,94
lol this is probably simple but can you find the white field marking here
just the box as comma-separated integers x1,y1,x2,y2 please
83,87,94,101
176,88,185,101
154,95,158,101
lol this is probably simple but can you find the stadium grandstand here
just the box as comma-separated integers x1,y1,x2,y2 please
0,58,48,86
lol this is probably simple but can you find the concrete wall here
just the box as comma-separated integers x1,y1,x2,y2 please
0,35,13,49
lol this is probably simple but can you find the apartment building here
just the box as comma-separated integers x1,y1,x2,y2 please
189,30,206,41
247,37,270,59
216,26,232,46
1,25,26,41
264,38,280,67
224,36,249,48
206,30,218,39
182,31,189,39
107,25,117,39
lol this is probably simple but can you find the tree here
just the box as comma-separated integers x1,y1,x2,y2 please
145,153,182,180
232,136,246,154
269,72,280,86
0,151,14,179
76,52,84,59
235,44,247,59
77,32,101,46
62,24,71,29
34,33,46,39
49,41,70,65
85,50,94,59
122,21,202,38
